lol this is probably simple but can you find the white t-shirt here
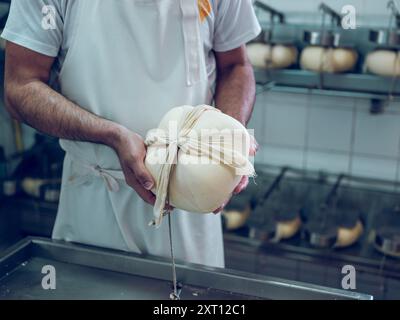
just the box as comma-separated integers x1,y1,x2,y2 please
1,0,262,267
2,0,261,76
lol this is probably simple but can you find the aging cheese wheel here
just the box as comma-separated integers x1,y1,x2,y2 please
366,50,400,77
275,216,302,241
335,220,364,248
222,208,251,231
145,105,255,226
300,46,358,73
246,43,298,69
22,178,60,198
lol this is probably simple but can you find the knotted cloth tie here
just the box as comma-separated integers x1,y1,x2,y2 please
145,105,255,227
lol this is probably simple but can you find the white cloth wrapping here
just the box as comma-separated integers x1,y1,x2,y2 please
145,105,256,227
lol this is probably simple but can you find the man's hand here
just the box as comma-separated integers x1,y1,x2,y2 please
213,135,259,214
112,128,156,206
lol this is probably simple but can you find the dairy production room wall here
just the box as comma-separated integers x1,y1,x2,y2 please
250,0,400,181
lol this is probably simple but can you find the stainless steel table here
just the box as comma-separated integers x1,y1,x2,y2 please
0,237,373,300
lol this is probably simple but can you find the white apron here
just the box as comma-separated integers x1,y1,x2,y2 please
52,0,224,268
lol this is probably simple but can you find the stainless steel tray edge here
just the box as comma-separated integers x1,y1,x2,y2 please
0,237,373,300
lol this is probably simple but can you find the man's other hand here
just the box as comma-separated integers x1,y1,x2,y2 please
213,135,259,214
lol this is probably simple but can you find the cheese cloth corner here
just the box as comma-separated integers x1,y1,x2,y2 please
144,105,256,227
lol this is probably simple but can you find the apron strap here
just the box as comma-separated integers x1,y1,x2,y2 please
180,0,202,86
67,155,125,193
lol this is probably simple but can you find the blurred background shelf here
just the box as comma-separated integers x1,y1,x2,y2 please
255,69,400,101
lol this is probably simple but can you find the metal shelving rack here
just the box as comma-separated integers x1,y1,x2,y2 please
253,1,400,112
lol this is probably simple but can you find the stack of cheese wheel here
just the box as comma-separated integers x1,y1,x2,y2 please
300,46,358,73
365,49,400,77
145,105,255,227
246,43,298,69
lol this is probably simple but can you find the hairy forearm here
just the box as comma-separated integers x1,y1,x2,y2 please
214,61,256,126
5,80,125,149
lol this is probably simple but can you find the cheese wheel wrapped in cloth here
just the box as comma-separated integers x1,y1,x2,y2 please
365,50,400,77
246,43,298,69
145,105,256,227
300,46,358,73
